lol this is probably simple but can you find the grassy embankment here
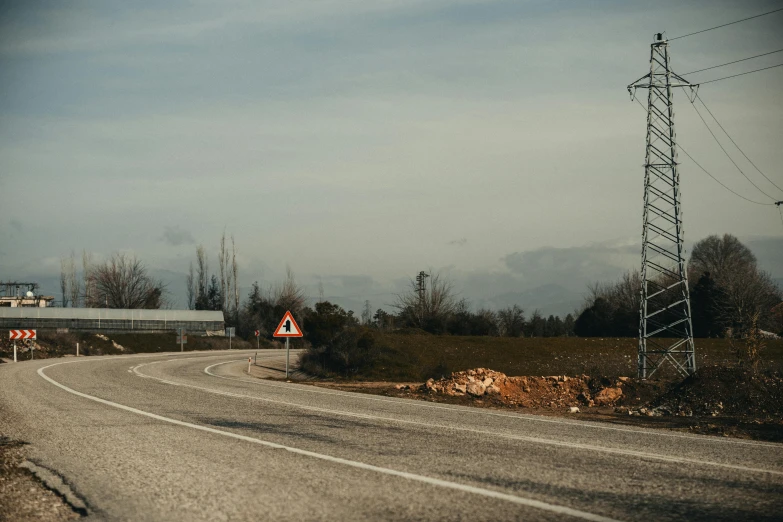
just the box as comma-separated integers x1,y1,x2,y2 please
0,331,275,360
341,333,783,381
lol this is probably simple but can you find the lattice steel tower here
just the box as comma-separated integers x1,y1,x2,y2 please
628,33,696,378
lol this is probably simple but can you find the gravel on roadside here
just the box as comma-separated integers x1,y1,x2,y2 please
0,435,82,522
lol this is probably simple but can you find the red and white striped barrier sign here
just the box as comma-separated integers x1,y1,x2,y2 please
9,329,36,340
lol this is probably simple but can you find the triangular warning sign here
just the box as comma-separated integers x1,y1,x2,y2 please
273,310,303,337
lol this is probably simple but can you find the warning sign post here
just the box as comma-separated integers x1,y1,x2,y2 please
273,311,302,378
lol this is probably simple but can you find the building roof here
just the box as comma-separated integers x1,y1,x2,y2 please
0,308,224,322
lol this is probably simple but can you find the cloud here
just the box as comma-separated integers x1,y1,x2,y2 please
743,237,783,277
447,238,467,246
161,226,195,247
503,239,639,291
9,219,22,232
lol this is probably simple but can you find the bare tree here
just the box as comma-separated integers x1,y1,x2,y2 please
186,261,196,310
195,245,209,309
393,271,457,329
82,250,94,307
716,266,781,335
498,305,525,337
585,270,642,315
274,265,307,313
219,231,228,313
60,257,70,308
231,234,239,315
86,253,167,309
689,234,756,282
689,234,781,335
68,251,80,307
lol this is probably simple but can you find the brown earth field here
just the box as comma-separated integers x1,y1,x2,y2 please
305,334,783,442
354,333,783,380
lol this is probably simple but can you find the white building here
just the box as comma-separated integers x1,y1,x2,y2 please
0,293,55,308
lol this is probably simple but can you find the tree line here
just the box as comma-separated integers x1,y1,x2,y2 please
246,269,576,339
185,231,240,319
60,232,780,344
574,234,783,338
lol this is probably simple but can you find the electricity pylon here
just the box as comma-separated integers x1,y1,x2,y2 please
628,33,696,379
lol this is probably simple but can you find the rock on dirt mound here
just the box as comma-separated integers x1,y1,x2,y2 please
422,368,629,409
651,366,783,419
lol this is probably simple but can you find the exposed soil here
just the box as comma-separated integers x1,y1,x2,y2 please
309,365,783,442
0,436,82,521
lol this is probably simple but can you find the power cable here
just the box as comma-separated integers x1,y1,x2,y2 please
669,7,783,40
632,97,774,205
689,99,778,201
695,93,783,194
680,48,783,76
678,144,775,206
697,63,783,85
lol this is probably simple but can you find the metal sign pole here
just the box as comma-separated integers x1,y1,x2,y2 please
285,338,290,379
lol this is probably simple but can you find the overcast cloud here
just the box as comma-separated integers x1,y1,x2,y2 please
1,0,781,314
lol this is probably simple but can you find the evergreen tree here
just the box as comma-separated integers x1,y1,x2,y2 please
563,314,575,336
690,272,724,337
574,298,614,337
545,315,557,337
207,275,222,311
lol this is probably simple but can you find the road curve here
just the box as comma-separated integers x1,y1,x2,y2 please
1,350,781,521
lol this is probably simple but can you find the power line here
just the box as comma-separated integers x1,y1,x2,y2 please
632,97,774,205
695,94,783,194
697,63,783,85
669,7,783,40
689,99,778,201
678,144,775,206
680,48,783,76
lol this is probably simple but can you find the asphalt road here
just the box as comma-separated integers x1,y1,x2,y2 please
1,350,782,521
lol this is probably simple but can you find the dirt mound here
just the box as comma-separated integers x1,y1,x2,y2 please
421,368,630,409
651,366,783,420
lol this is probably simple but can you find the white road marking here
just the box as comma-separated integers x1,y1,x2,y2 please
205,358,783,449
127,359,783,476
37,361,620,522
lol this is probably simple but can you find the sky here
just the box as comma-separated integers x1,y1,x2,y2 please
1,0,782,315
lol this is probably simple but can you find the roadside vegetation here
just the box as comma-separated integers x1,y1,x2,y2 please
0,331,256,361
575,234,782,338
41,234,781,385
